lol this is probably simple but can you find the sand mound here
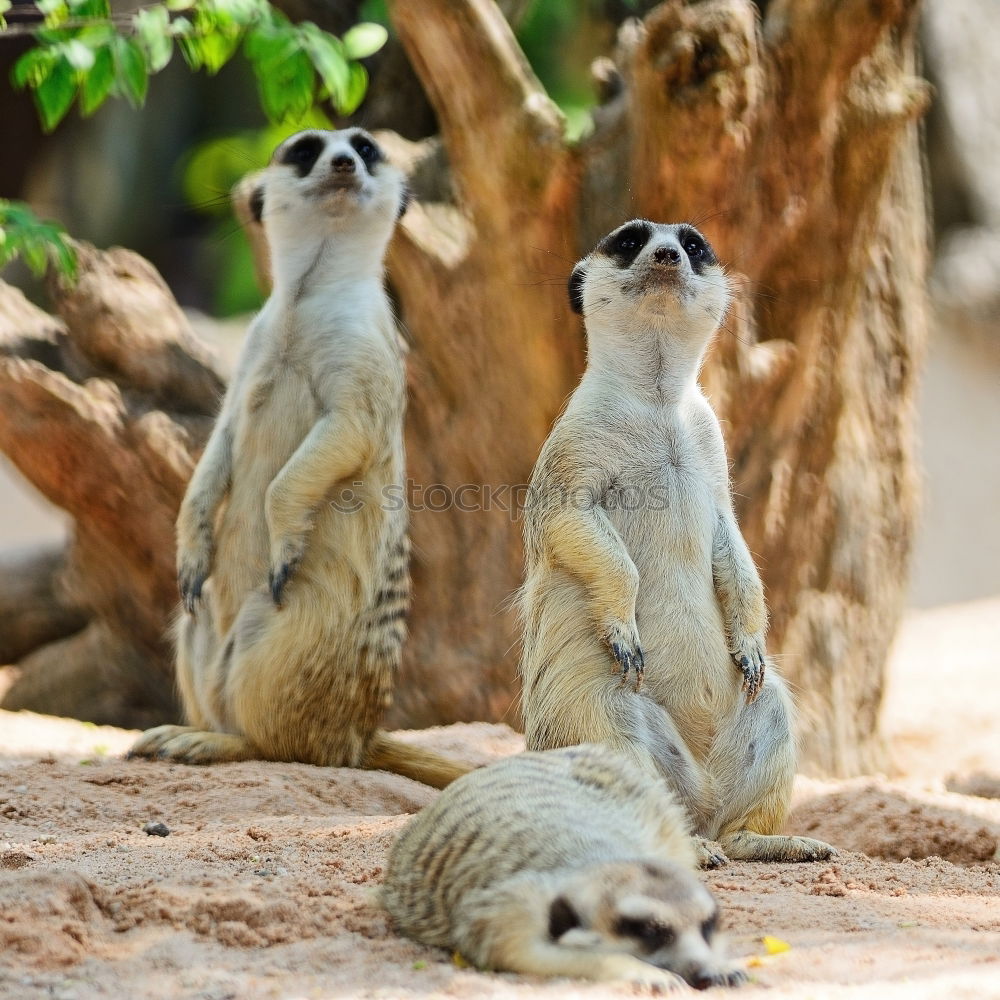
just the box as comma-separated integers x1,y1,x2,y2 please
790,779,999,865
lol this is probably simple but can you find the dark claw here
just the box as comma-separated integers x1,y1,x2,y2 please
610,640,645,691
179,572,205,614
734,648,766,703
269,559,298,607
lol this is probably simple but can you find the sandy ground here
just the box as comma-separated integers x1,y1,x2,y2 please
1,599,999,1000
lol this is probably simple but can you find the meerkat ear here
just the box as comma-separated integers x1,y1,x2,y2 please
548,896,581,940
249,185,265,224
397,183,411,221
567,263,586,315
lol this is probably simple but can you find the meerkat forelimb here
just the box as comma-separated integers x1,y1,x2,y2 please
128,129,466,789
382,745,746,990
518,220,835,863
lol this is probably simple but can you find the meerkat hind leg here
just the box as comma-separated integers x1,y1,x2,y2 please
709,678,835,863
127,725,200,759
128,726,257,765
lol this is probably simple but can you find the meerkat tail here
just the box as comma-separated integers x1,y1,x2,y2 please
363,731,472,789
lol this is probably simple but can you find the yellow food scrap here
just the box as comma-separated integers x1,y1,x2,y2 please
762,935,791,955
452,951,470,968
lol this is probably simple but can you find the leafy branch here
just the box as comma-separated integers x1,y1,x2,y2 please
4,0,388,132
0,200,77,280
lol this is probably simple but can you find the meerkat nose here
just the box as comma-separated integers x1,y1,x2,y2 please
332,155,356,174
653,245,682,265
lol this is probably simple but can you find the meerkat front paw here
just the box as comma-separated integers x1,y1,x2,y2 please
604,619,645,691
694,837,730,869
625,966,687,993
729,633,765,703
268,534,306,606
177,545,212,613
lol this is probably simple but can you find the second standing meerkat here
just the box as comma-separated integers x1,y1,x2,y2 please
129,128,468,789
518,219,834,862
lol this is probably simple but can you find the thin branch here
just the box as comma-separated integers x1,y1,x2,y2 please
388,0,565,222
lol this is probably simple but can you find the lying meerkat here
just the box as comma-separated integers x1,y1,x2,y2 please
382,744,746,991
518,220,835,863
128,128,468,790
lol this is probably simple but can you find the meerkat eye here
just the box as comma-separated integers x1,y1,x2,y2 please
282,136,324,177
615,916,675,950
684,237,705,259
603,222,651,268
350,133,383,170
614,233,641,253
678,227,717,270
701,912,718,941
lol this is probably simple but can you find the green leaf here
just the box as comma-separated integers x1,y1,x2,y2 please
36,0,66,16
134,7,173,73
341,22,387,60
12,47,57,90
197,28,241,75
252,47,313,122
112,35,148,106
22,239,47,275
50,235,78,280
300,24,348,106
340,60,367,116
80,43,114,115
34,56,77,131
0,201,78,280
67,0,110,16
212,0,263,27
0,0,11,30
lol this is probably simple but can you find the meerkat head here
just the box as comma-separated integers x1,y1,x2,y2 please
569,220,730,350
248,127,408,275
547,859,745,990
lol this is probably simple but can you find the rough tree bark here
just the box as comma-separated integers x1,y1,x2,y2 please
0,0,928,775
0,244,223,726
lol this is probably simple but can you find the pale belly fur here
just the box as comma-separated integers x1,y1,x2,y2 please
609,456,738,749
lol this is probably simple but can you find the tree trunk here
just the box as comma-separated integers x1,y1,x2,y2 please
0,0,929,774
382,0,929,776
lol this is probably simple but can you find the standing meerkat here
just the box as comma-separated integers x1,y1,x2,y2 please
518,220,834,862
128,128,468,790
382,744,746,991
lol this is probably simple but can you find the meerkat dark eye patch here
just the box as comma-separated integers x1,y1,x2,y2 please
701,912,718,941
282,135,324,178
249,185,264,224
677,225,718,274
614,916,676,951
602,221,653,269
548,896,581,940
350,133,383,173
568,262,587,315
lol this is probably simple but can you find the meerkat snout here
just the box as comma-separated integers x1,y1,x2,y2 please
652,244,682,266
332,154,357,174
